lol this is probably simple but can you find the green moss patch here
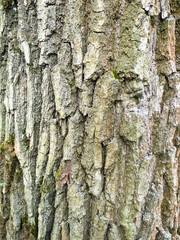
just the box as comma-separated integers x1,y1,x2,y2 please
0,0,13,10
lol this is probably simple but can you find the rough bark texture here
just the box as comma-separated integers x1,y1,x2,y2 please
0,0,179,239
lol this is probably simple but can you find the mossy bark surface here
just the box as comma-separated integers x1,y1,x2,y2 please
0,0,179,239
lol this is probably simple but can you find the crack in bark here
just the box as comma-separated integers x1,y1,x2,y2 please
101,142,107,193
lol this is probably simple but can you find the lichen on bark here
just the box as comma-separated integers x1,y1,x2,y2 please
0,0,179,239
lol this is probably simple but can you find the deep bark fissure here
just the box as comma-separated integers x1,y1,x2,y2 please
101,142,107,193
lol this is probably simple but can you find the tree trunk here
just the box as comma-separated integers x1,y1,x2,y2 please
0,0,179,239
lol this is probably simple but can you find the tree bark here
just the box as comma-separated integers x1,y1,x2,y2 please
0,0,179,239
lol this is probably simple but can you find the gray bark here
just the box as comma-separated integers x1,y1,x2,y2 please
0,0,179,239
